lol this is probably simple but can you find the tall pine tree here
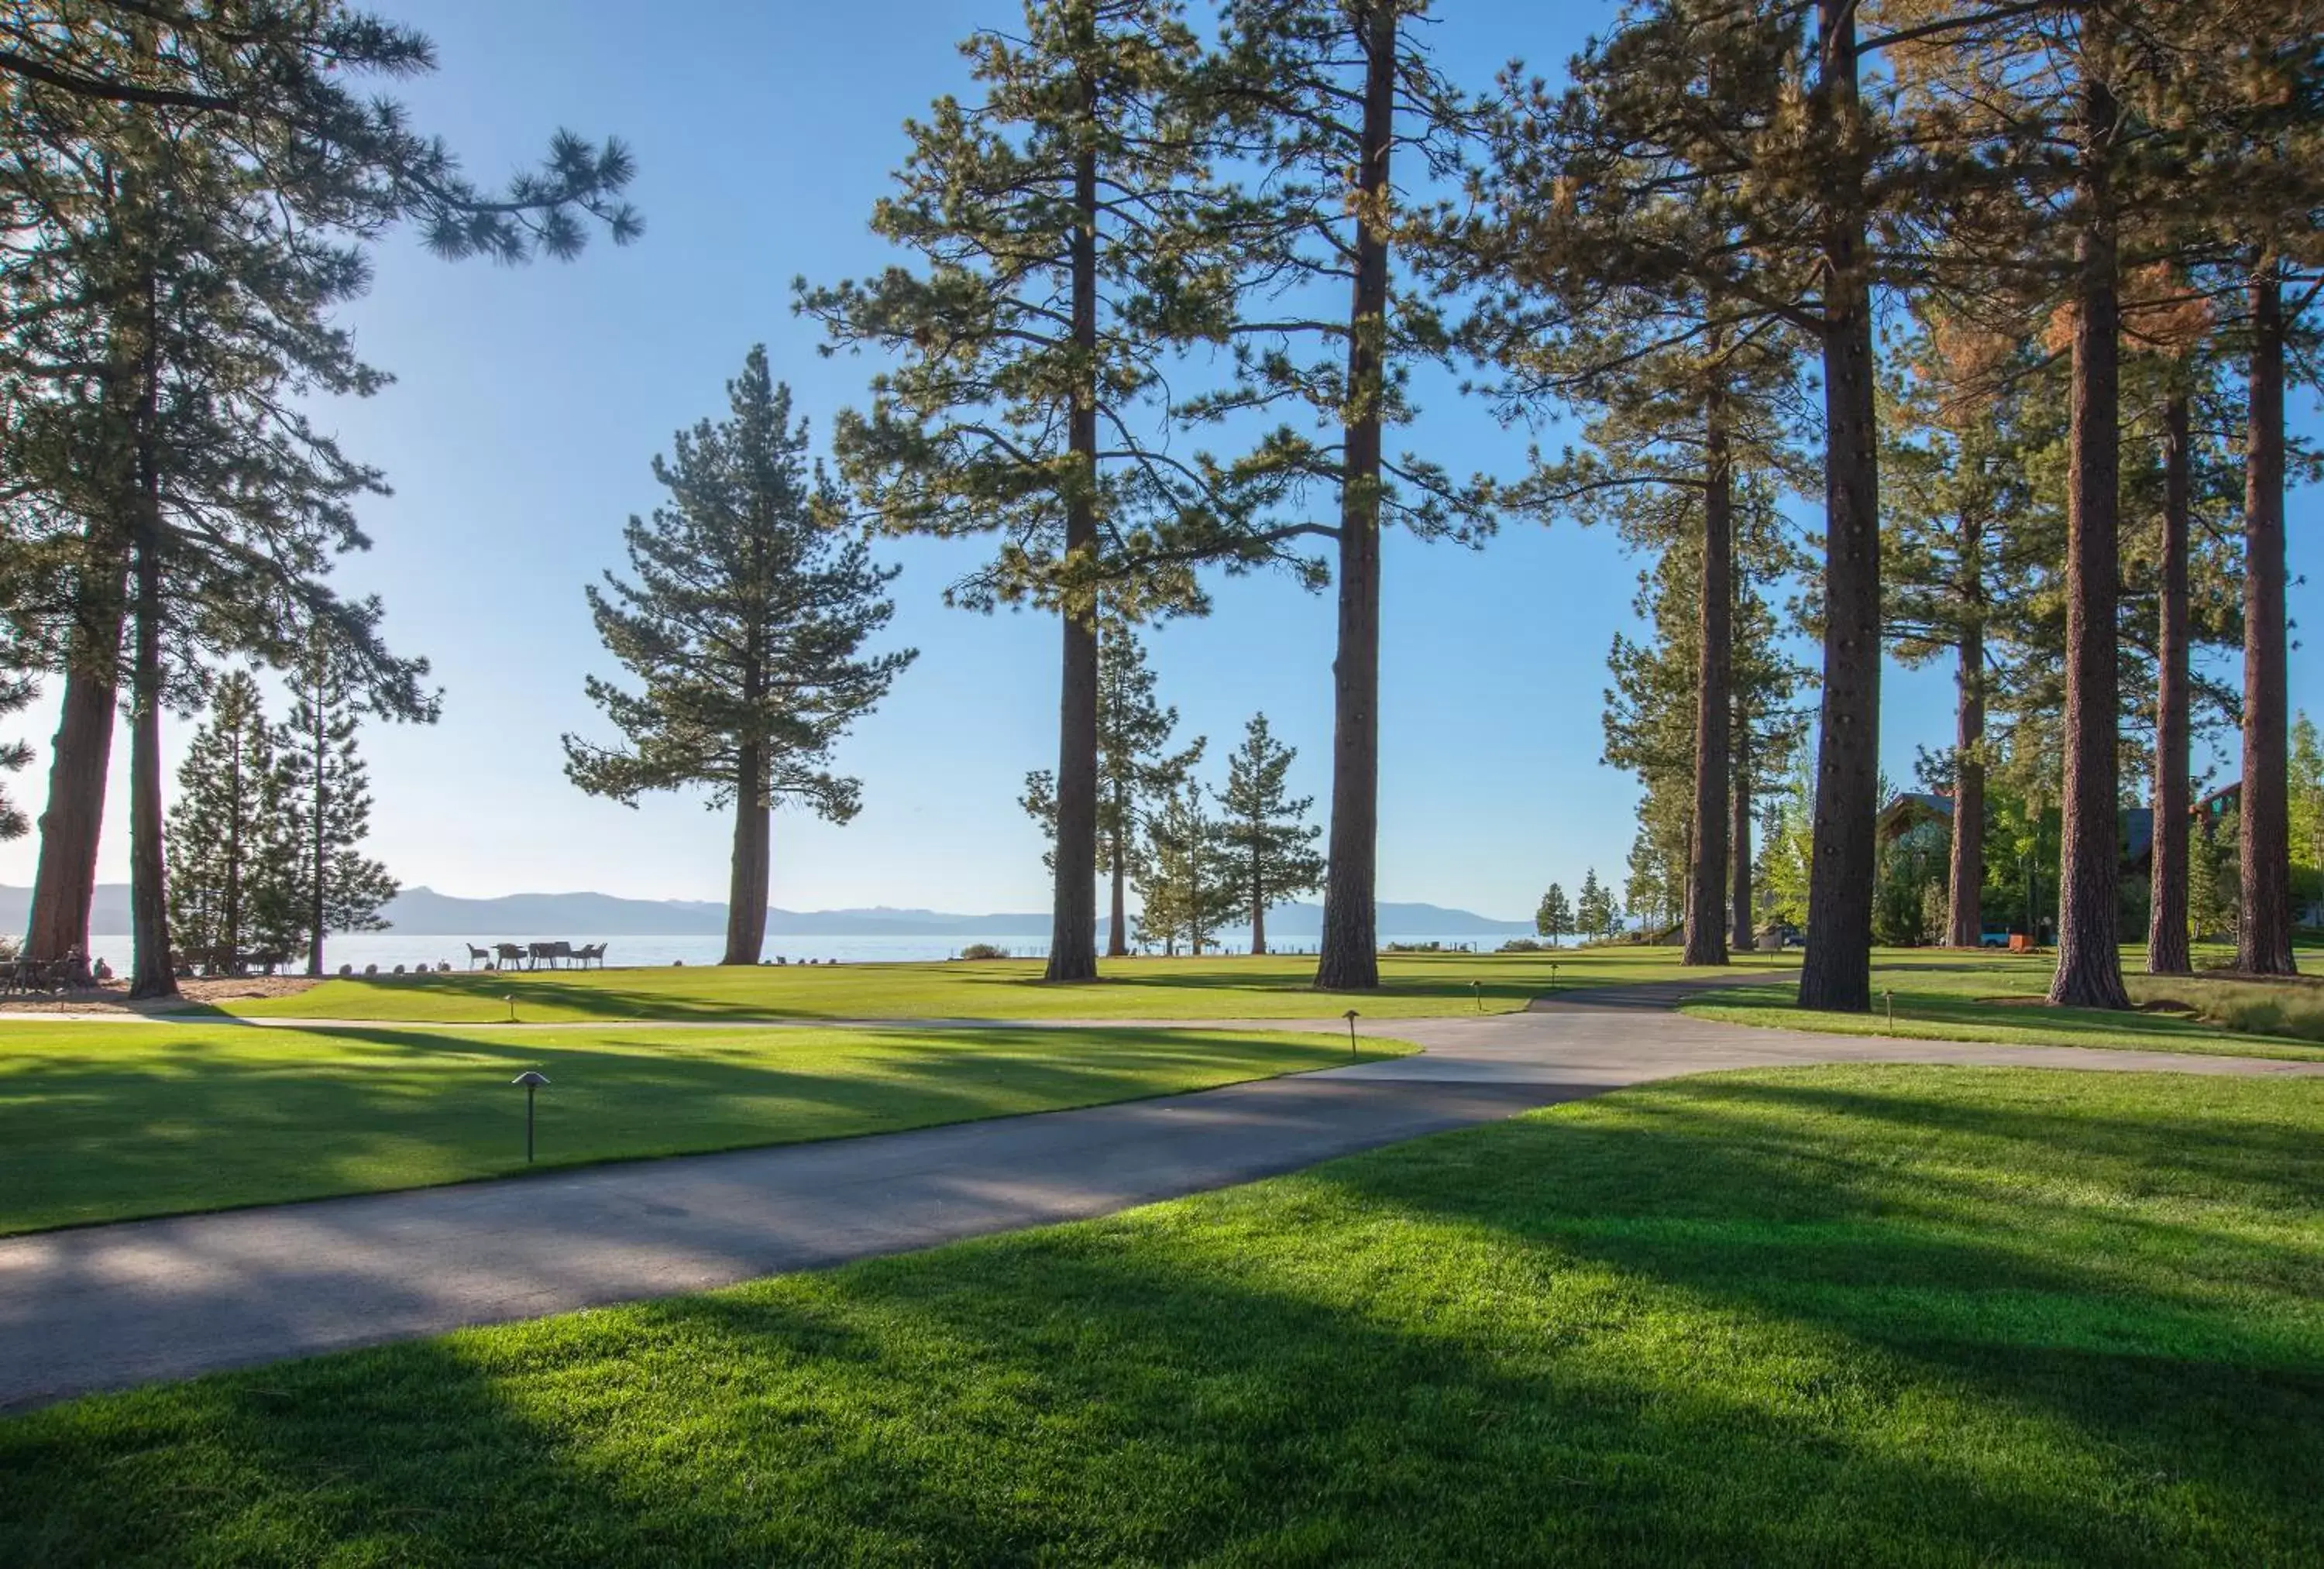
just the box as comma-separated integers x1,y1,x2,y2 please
1198,0,1488,990
1134,778,1237,956
277,639,396,976
566,348,915,968
164,670,292,970
799,0,1251,984
1535,883,1573,946
1212,712,1323,954
3,2,636,977
1021,617,1203,955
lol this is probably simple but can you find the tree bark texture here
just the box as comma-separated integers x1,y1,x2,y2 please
1683,392,1732,966
1251,844,1268,956
1314,0,1396,993
125,267,174,1001
2048,66,2130,1011
1730,722,1755,952
2237,266,2295,974
304,668,328,976
2147,390,2193,974
724,740,771,966
1108,829,1129,958
1797,1,1879,1014
26,649,120,963
1947,615,1985,949
1045,108,1102,983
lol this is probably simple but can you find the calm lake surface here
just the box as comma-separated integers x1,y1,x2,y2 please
79,931,1516,975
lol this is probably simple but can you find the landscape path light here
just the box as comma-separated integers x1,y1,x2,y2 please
505,994,517,1024
512,1069,550,1162
1470,980,1483,1012
1342,1008,1360,1060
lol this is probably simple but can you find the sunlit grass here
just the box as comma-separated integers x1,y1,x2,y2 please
214,946,1761,1024
5,1066,2317,1564
0,1020,1408,1234
1689,950,2324,1062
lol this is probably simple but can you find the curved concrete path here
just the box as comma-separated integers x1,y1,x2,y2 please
2,983,2319,1413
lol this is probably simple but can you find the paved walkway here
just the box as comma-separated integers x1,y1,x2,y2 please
3,984,2319,1413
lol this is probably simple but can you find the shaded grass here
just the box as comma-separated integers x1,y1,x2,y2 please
0,1021,1405,1234
1687,953,2324,1063
2,1065,2319,1565
215,946,1775,1024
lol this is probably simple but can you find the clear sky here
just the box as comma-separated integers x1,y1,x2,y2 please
0,0,2310,919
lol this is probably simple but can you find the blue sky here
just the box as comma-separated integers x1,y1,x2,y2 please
0,0,2310,919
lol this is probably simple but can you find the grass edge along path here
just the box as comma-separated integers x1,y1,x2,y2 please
0,1020,1411,1237
1686,967,2324,1063
2,1063,2317,1565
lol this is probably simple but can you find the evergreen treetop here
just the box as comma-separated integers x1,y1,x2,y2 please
564,348,916,819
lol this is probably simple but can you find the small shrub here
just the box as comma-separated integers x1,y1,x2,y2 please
957,943,1010,960
1497,938,1543,953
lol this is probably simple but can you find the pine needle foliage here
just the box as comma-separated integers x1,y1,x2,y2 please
565,348,916,967
277,638,397,977
164,670,292,968
1212,712,1322,954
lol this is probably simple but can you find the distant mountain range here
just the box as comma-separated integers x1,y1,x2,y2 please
0,885,1530,939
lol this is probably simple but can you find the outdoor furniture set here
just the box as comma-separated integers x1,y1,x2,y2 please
467,942,609,971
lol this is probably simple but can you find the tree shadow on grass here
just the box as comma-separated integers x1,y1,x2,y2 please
4,1145,2315,1566
0,1025,1365,1234
1294,1069,2324,1534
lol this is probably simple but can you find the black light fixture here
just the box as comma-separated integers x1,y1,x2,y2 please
512,1069,550,1162
1342,1008,1360,1059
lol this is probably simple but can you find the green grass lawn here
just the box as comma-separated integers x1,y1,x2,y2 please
211,946,1750,1024
0,1020,1405,1234
4,1065,2318,1565
1686,952,2324,1063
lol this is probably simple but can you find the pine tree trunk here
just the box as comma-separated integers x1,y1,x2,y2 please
1314,0,1395,994
2049,65,2130,1011
724,740,771,966
1107,829,1129,958
2237,264,2295,974
222,730,242,968
1045,97,1102,985
126,268,174,1002
1251,843,1267,956
307,680,327,977
26,642,121,964
1730,722,1755,952
1947,618,1985,948
125,541,173,997
1683,390,1732,966
1797,1,1879,1014
2147,390,2193,975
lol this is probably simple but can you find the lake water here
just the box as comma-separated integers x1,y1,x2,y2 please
77,931,1518,975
